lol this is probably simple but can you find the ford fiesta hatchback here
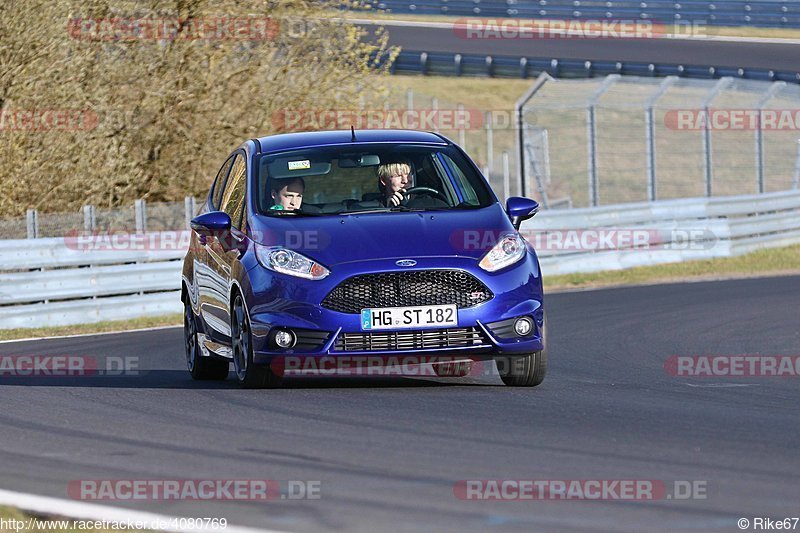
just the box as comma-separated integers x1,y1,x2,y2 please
182,129,546,387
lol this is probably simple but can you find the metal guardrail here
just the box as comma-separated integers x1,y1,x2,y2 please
1,190,798,328
389,50,800,83
523,190,800,275
368,1,800,28
0,236,186,329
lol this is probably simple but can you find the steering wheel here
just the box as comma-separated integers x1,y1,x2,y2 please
403,186,448,204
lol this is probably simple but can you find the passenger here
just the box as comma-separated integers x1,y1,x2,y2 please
376,162,412,207
270,177,304,211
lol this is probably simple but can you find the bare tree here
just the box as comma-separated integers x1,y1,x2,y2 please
0,0,397,215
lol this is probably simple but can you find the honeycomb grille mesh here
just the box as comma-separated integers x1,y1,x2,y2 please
321,270,493,314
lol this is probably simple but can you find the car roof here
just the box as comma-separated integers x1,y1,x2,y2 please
252,129,451,154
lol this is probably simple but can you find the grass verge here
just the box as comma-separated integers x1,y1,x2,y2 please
544,244,800,291
0,314,181,342
383,75,532,112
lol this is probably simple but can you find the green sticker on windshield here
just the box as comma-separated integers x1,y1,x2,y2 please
288,160,311,170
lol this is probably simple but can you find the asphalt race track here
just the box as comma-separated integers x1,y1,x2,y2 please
367,22,800,71
1,276,798,532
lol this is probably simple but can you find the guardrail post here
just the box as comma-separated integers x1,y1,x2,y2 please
457,103,466,147
454,54,462,76
519,57,528,79
135,199,147,232
502,151,511,203
419,52,428,76
515,73,553,198
184,196,195,229
485,56,494,77
701,77,733,197
586,75,620,206
755,82,786,194
644,76,677,201
485,111,494,179
83,205,96,231
26,209,38,239
524,138,551,209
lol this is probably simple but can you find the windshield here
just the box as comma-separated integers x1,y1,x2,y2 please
256,144,495,216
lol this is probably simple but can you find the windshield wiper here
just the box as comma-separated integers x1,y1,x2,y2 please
388,206,429,212
265,210,323,217
340,208,392,215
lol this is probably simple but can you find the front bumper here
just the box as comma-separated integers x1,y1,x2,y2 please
244,254,544,365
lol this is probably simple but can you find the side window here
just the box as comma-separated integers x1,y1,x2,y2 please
220,155,247,230
438,153,479,205
211,156,235,210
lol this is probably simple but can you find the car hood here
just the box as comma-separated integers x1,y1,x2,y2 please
249,205,515,267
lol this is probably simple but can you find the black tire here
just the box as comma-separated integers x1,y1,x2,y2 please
496,315,548,387
185,300,229,381
231,294,282,389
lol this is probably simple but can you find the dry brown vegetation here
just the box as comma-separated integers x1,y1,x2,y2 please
0,0,396,216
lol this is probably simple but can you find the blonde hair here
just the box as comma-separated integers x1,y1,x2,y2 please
377,162,411,181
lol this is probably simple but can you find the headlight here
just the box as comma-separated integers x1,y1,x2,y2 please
478,233,526,272
255,245,330,280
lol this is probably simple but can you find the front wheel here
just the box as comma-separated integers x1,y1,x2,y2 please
231,294,282,389
184,300,229,381
495,315,547,387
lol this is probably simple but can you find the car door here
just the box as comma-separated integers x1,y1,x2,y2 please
204,152,247,340
196,154,235,332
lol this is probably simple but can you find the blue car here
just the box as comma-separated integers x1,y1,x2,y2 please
182,129,546,387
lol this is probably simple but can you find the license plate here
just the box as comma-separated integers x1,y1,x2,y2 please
361,304,458,330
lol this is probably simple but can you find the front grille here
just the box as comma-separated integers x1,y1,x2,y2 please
321,270,493,314
333,326,486,352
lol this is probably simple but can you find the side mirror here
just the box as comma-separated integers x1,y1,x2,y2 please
506,197,539,230
191,211,231,237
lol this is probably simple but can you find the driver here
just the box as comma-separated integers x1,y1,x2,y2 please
376,161,412,207
270,177,304,211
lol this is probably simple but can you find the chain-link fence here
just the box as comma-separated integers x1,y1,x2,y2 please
520,74,800,208
0,198,199,240
9,74,795,235
395,89,522,201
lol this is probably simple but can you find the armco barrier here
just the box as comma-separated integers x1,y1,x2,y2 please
0,234,186,329
525,190,800,275
1,190,799,328
389,51,800,83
